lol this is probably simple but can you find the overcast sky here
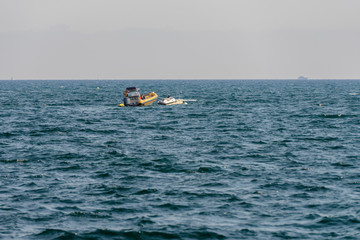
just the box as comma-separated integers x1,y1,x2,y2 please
1,0,359,79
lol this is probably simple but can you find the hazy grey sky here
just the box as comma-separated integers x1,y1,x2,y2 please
1,0,359,79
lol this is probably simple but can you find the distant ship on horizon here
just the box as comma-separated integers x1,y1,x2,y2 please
297,76,309,80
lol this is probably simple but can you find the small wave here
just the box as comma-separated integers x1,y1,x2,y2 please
136,216,156,226
317,215,360,225
83,184,125,196
303,185,329,192
331,162,354,168
185,230,226,239
79,128,117,134
33,229,77,239
296,136,339,142
327,145,345,150
200,182,228,188
235,127,253,132
238,228,257,237
187,113,208,118
197,166,222,173
156,203,189,211
183,191,235,200
138,125,156,130
322,114,345,118
159,126,176,131
56,153,87,160
135,188,158,195
92,172,111,178
69,210,111,218
271,230,305,239
0,132,17,138
152,135,171,140
226,195,242,202
290,192,312,199
20,182,38,188
107,150,126,157
37,126,66,134
49,164,82,172
0,159,28,163
250,140,267,145
244,154,267,159
151,164,186,173
109,207,137,213
81,229,182,240
346,155,360,160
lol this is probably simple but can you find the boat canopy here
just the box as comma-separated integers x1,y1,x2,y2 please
126,87,139,92
128,91,140,97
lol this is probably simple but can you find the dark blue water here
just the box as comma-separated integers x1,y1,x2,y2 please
1,80,359,239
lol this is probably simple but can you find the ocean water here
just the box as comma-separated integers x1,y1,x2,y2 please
0,80,359,239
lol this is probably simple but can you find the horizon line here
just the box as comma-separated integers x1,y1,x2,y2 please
1,78,360,81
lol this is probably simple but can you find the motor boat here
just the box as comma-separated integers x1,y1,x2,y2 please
158,96,197,105
158,96,184,105
118,87,158,107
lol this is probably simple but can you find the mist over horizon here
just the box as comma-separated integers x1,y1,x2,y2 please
1,0,360,79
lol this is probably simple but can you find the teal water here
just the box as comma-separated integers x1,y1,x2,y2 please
0,80,359,239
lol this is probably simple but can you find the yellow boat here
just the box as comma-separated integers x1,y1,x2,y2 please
118,87,158,107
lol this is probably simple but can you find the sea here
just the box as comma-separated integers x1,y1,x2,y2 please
0,80,359,239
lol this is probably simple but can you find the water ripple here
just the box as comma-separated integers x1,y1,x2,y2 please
0,80,359,239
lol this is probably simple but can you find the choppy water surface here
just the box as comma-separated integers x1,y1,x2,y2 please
1,80,359,239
